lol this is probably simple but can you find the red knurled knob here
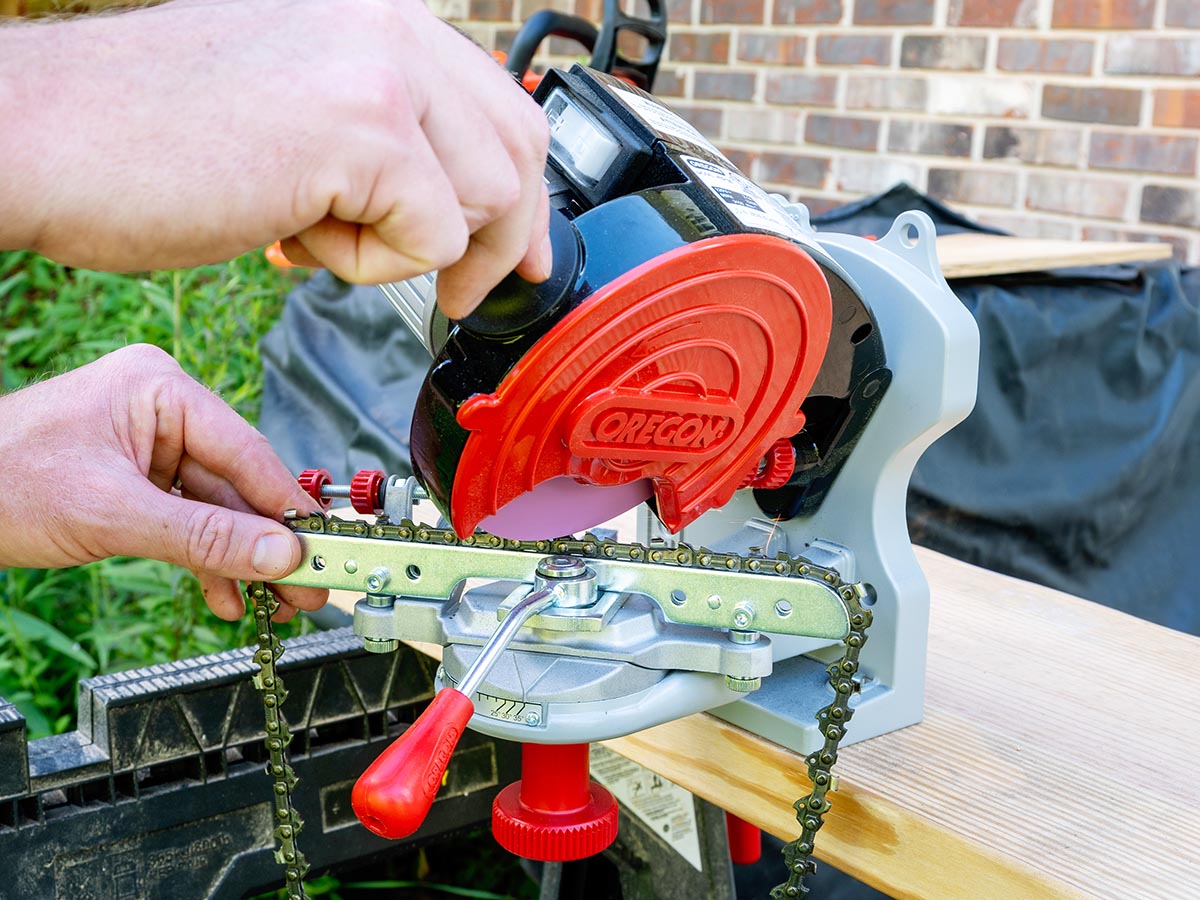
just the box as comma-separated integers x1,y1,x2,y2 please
297,468,333,510
491,744,618,862
349,469,386,515
740,438,797,491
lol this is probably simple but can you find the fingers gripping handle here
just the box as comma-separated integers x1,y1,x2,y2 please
351,689,475,839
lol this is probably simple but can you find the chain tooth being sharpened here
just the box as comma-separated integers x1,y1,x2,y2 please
247,582,310,900
278,513,873,897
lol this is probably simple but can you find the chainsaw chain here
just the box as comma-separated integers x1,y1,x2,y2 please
771,587,872,899
249,513,872,898
247,581,311,900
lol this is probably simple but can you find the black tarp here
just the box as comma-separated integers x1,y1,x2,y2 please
260,184,1200,635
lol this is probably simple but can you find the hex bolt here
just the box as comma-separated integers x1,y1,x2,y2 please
365,567,391,593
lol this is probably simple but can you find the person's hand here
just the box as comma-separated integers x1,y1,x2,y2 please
0,345,327,622
0,0,550,319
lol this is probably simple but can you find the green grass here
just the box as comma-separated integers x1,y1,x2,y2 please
0,249,311,737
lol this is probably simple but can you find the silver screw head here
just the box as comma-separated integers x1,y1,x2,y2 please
732,604,754,628
524,709,542,726
365,566,391,593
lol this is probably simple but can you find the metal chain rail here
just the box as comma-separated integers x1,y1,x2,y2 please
246,515,872,899
247,581,311,900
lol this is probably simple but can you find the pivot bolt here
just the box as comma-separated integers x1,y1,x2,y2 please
537,555,588,579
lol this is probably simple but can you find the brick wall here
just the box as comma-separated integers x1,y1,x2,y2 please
439,0,1200,264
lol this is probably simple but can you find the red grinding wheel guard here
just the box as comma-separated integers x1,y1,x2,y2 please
451,234,833,537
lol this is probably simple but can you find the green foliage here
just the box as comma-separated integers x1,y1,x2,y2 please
0,249,308,738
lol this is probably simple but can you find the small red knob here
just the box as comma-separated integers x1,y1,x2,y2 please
492,743,618,862
297,468,333,510
741,438,796,491
352,689,475,839
349,469,386,515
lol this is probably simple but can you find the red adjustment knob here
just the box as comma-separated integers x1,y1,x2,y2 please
352,689,475,839
725,812,762,865
297,468,333,510
740,438,796,491
349,469,386,515
492,743,618,861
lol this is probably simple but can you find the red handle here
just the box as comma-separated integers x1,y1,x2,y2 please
351,689,475,839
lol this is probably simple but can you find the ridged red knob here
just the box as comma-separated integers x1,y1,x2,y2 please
741,438,796,491
297,468,333,510
349,469,386,515
492,743,618,862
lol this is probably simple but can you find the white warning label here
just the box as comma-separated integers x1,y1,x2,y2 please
590,745,703,872
680,154,810,243
616,89,725,161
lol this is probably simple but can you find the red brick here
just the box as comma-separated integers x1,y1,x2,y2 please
1154,89,1200,129
1026,173,1130,220
928,168,1019,207
997,38,1094,74
668,31,731,63
758,152,830,188
981,213,1077,239
718,147,760,177
1106,38,1200,77
693,70,756,101
805,115,881,151
1166,0,1200,27
901,36,987,70
983,126,1081,167
949,0,1038,27
765,73,839,106
772,0,843,25
888,120,973,157
854,0,934,24
1042,84,1142,126
815,34,891,66
726,107,803,143
845,75,927,111
701,0,765,25
835,157,923,193
792,194,844,215
737,33,808,65
1089,132,1199,176
666,0,692,24
1141,185,1200,228
670,104,724,137
1052,0,1155,28
493,28,519,54
653,68,686,98
469,0,512,20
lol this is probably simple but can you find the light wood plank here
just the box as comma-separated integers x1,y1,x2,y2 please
936,233,1173,280
329,547,1200,899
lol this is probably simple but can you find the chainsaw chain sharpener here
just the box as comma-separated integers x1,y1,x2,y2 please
261,64,979,896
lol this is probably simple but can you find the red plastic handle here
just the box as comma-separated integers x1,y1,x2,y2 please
351,689,475,839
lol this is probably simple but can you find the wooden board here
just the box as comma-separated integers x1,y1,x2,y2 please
329,547,1200,899
936,233,1173,280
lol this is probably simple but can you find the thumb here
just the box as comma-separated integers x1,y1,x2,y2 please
117,481,303,583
